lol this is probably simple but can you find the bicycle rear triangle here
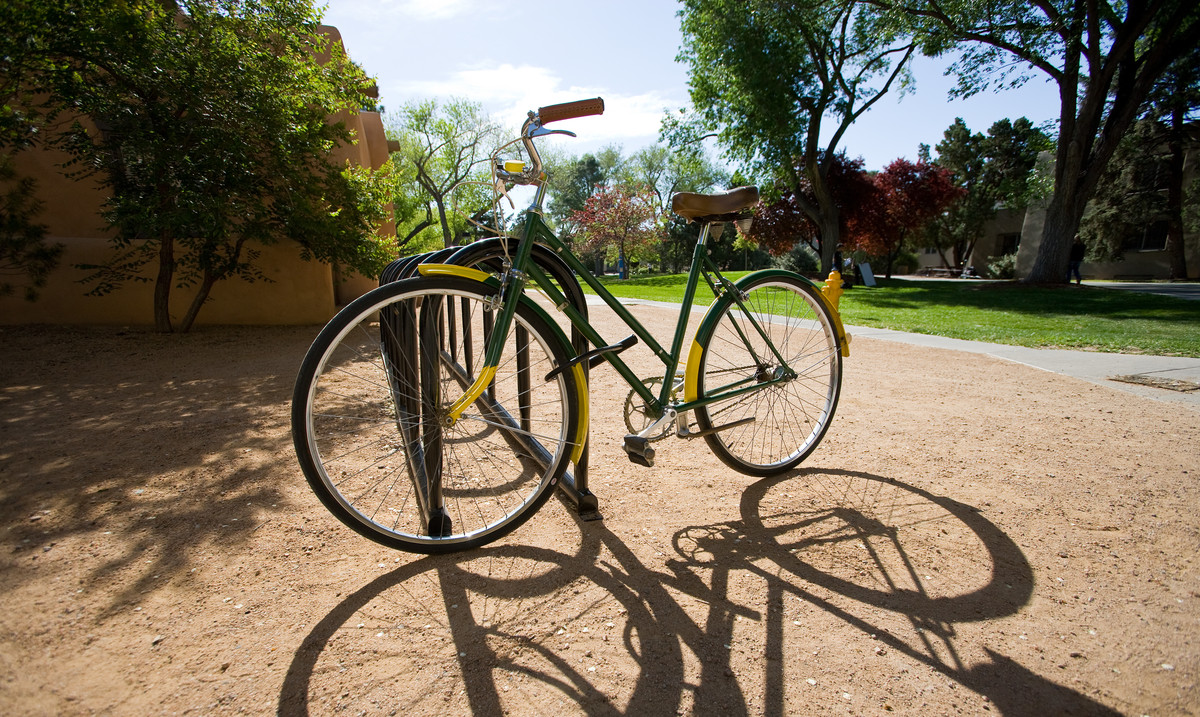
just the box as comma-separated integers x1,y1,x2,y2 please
292,96,848,553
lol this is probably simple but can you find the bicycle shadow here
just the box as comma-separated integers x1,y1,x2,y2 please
277,468,1118,716
680,468,1120,716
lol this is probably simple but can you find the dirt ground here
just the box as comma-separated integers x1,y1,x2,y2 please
1,300,1198,716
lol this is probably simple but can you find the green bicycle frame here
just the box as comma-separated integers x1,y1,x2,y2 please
457,202,801,426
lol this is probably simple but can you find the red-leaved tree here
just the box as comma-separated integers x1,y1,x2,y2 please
846,159,961,278
750,153,874,259
570,185,658,278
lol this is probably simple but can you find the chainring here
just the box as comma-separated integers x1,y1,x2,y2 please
623,376,674,442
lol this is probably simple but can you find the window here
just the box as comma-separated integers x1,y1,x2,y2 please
997,232,1021,256
1124,221,1168,252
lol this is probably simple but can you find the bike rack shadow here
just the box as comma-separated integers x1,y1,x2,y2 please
277,468,1119,716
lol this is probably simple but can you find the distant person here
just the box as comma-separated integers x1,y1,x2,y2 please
1068,237,1085,285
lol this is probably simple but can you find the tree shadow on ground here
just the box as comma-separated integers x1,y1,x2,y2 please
0,325,316,613
278,468,1117,716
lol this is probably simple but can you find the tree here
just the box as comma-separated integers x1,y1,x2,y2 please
0,153,61,300
678,0,915,273
923,117,1050,268
570,185,658,279
845,159,961,277
1077,119,1185,265
623,144,728,219
749,153,874,260
0,1,63,300
4,0,394,332
388,98,502,248
864,0,1200,282
544,152,608,238
1143,45,1200,279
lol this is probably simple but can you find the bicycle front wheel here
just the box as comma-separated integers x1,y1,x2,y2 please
292,276,581,553
690,273,842,476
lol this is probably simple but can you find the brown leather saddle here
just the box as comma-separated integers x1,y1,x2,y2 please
670,186,760,222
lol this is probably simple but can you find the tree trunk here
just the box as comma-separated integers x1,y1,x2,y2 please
153,232,175,333
817,211,839,275
435,198,453,248
1027,136,1087,284
178,270,218,333
1028,198,1081,284
1165,104,1189,280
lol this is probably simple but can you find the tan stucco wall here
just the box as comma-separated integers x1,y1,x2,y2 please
0,236,337,325
0,24,393,327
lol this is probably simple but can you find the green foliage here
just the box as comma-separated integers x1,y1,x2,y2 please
771,243,820,274
386,98,502,248
1078,120,1171,263
544,150,608,237
677,0,915,271
4,0,394,331
923,117,1050,267
889,249,920,275
0,152,61,300
873,0,1200,283
623,144,728,217
985,252,1018,280
541,142,728,274
659,217,703,274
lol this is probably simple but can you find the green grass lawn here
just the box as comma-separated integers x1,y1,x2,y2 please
589,273,1200,357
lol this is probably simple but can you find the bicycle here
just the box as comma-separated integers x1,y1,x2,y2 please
292,97,850,554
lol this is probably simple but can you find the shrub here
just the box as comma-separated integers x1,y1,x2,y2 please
986,252,1018,279
772,243,820,273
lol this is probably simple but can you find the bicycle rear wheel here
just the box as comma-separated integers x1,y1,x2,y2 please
292,276,581,553
691,273,841,476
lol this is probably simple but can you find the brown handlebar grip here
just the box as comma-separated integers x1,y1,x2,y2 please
537,97,605,124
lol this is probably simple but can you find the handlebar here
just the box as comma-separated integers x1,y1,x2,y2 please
537,97,605,124
501,97,605,189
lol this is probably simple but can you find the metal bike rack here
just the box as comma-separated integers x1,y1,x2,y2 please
378,243,601,523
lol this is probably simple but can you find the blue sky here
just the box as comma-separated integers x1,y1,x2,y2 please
321,0,1062,171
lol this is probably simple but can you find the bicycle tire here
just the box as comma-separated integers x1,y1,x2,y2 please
292,275,581,553
690,273,842,476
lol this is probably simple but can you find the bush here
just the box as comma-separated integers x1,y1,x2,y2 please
986,252,1018,279
772,243,820,273
890,250,920,275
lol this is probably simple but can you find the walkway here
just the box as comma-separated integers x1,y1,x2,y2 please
845,324,1200,411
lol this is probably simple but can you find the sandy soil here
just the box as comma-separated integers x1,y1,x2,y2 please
1,300,1198,716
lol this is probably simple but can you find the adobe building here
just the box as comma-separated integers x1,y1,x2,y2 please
0,25,393,327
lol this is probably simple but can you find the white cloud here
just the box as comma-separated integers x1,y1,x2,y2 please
386,63,684,150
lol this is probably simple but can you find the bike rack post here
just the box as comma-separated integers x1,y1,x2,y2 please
379,244,602,521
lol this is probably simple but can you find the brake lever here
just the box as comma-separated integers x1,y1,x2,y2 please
528,126,577,139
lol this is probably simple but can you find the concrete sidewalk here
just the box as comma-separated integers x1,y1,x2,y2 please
844,324,1200,411
583,294,1200,411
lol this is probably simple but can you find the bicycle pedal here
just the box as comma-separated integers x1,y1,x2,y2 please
622,434,655,468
